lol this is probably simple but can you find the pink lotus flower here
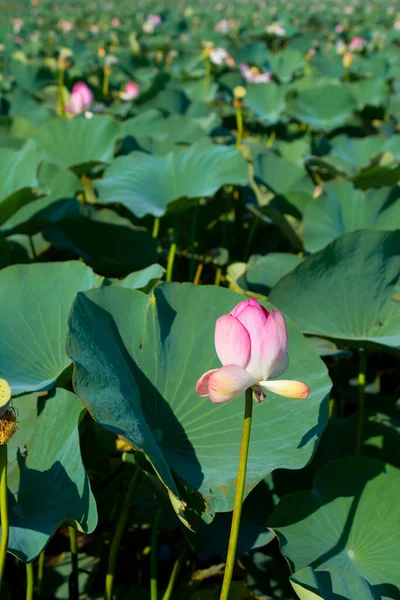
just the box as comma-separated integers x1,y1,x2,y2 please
196,298,309,404
13,18,23,34
148,14,162,26
335,24,344,33
59,20,73,32
349,36,366,51
209,47,232,66
120,82,140,101
65,82,93,115
215,19,237,33
111,17,120,27
240,63,271,83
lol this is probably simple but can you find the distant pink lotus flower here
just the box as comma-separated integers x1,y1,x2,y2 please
349,36,366,51
196,298,309,404
148,14,162,26
240,63,271,83
142,14,161,33
65,82,94,115
120,82,140,100
215,18,237,33
111,17,120,27
209,47,232,65
13,18,23,34
59,20,73,32
89,24,99,34
335,24,344,33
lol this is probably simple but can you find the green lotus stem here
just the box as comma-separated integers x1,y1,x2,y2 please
29,236,37,261
189,202,199,281
266,130,276,148
58,66,65,118
152,218,160,239
243,215,261,262
103,67,110,96
236,108,244,147
0,444,8,591
26,562,34,600
105,468,141,600
37,550,45,595
161,549,187,600
193,263,203,285
355,350,367,456
166,243,177,283
150,509,162,600
204,55,211,101
219,387,253,600
214,267,222,287
69,526,79,600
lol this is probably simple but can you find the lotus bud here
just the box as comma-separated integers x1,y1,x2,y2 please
343,51,352,68
120,81,140,101
233,85,246,109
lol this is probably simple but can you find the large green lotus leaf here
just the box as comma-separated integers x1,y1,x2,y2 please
0,261,98,394
187,478,275,560
352,56,389,80
234,43,269,66
182,78,218,103
66,283,330,523
346,79,389,110
290,567,381,600
312,53,345,79
246,83,286,124
108,264,166,293
388,95,400,120
246,253,303,296
0,140,44,226
287,84,356,131
276,137,311,167
253,151,314,218
124,113,207,154
268,49,305,83
35,115,122,172
96,139,249,218
2,163,81,234
11,60,53,94
9,89,51,132
253,151,310,195
269,457,400,599
44,208,158,277
303,182,400,252
123,109,165,138
269,230,400,349
327,135,386,175
185,101,221,131
6,390,97,562
352,164,400,191
144,89,189,116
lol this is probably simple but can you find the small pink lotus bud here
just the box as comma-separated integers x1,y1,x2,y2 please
120,82,140,101
65,82,94,115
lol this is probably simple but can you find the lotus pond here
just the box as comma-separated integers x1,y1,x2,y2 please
0,0,399,599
